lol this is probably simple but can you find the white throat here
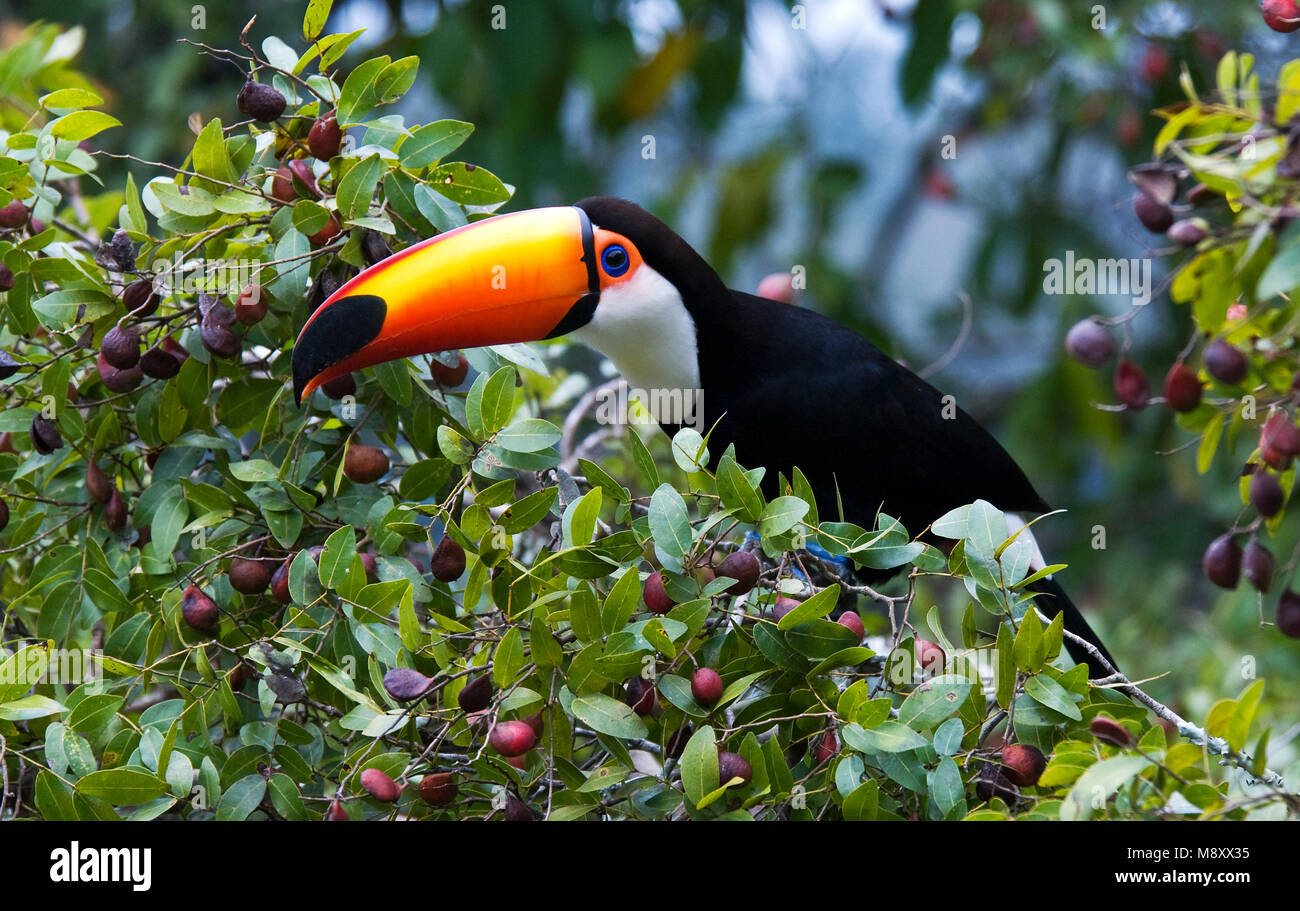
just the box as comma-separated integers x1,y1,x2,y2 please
572,264,701,403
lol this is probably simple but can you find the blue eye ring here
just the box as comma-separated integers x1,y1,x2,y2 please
601,244,630,277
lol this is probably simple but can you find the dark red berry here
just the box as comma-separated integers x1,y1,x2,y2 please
1250,469,1285,518
690,668,724,707
430,535,466,582
359,768,400,803
1243,540,1275,593
101,326,140,369
626,676,656,716
643,570,675,614
1133,193,1173,232
1089,716,1135,748
717,750,752,786
1000,744,1046,787
1114,358,1149,410
1202,534,1242,589
1277,590,1300,637
237,80,287,122
429,355,469,387
419,772,457,807
489,720,537,757
1162,362,1202,412
1168,218,1208,246
181,584,220,633
1065,319,1114,368
716,550,760,595
229,557,271,594
308,111,342,160
457,675,492,713
1204,339,1247,385
1262,0,1300,33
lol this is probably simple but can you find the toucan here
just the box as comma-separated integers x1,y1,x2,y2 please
292,197,1118,678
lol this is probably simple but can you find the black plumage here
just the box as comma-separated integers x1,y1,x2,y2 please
576,197,1116,677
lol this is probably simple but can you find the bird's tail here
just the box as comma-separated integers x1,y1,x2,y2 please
1026,576,1118,680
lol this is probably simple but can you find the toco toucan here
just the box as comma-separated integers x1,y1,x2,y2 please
292,197,1118,677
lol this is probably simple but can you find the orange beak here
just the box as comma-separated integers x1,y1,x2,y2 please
292,206,599,404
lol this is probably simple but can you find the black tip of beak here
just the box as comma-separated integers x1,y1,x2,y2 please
291,294,388,405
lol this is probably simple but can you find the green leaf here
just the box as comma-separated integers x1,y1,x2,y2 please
150,490,189,558
775,584,839,630
0,694,66,721
1060,756,1152,820
338,55,390,123
318,524,357,590
785,619,859,659
191,118,235,192
66,694,124,734
928,756,964,818
320,29,366,71
399,458,452,501
897,675,973,730
1024,674,1082,721
494,627,525,688
1197,414,1224,475
496,418,561,452
230,459,280,483
842,780,879,821
806,646,874,677
303,0,334,39
35,772,79,820
680,725,718,808
648,484,692,566
50,110,121,141
500,487,558,534
268,773,308,820
670,427,709,472
216,774,268,821
628,429,659,489
414,183,467,231
716,454,763,523
1227,679,1265,752
467,366,516,438
75,767,169,805
571,693,649,740
337,153,382,220
933,718,965,755
375,56,419,102
841,721,929,754
995,623,1014,709
437,425,475,464
965,500,1006,557
430,162,511,206
32,288,114,328
1013,609,1044,672
400,120,474,169
601,569,642,635
563,487,602,547
759,496,809,538
291,199,332,236
40,87,104,108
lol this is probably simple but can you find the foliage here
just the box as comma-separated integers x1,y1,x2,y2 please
0,11,1294,822
1078,52,1300,639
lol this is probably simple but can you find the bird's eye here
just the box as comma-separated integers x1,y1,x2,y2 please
601,244,630,277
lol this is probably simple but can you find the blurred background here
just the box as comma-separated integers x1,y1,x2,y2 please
5,0,1297,735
